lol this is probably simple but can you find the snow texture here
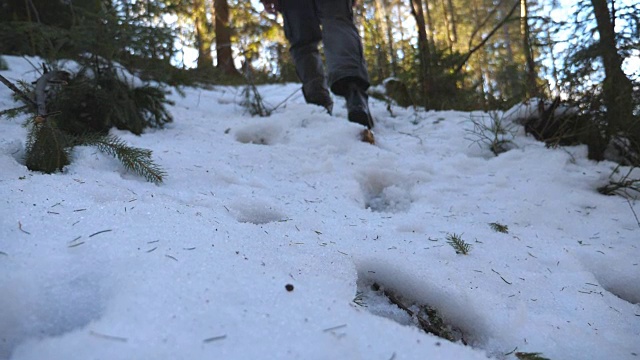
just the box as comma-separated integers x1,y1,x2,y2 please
1,56,639,360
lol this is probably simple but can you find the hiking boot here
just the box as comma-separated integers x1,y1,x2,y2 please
345,82,374,129
302,78,333,115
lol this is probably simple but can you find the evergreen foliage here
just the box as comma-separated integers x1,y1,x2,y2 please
80,134,166,184
446,233,472,255
1,65,169,183
25,120,70,173
48,60,173,136
489,222,509,234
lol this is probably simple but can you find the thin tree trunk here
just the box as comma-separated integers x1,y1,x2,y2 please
545,29,560,96
381,0,397,76
373,0,388,81
521,0,539,98
194,0,213,70
590,0,636,145
396,0,409,71
440,0,453,52
214,0,239,75
423,0,435,53
446,0,457,43
409,0,432,107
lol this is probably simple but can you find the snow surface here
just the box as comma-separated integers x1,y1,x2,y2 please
1,56,639,360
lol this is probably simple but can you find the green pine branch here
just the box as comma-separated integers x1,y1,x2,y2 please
446,233,472,255
82,134,166,184
489,222,509,234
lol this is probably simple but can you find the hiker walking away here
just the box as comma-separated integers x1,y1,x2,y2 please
260,0,374,129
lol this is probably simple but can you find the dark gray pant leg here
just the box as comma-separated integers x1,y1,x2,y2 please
280,0,369,97
316,0,370,96
280,0,327,94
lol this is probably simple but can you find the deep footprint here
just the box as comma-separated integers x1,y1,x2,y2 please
357,169,414,213
355,278,467,344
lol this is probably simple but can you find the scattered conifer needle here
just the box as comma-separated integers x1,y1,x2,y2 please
492,269,512,285
165,254,178,261
203,335,227,343
89,229,112,237
323,324,347,332
89,331,128,342
18,221,30,235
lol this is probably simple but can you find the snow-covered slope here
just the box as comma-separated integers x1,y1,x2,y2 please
1,56,638,360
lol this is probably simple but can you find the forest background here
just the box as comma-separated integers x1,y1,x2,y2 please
0,0,639,165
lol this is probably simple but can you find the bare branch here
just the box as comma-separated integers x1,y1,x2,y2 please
0,74,36,108
455,0,520,73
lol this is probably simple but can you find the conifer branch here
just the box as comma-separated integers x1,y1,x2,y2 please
446,233,472,255
83,135,166,184
0,105,30,119
0,73,36,108
489,222,509,234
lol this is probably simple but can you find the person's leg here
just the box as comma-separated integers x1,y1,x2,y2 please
315,0,373,128
315,0,369,95
280,0,333,113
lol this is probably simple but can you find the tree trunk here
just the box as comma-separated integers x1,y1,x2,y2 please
193,0,214,70
423,0,435,53
545,29,560,96
440,0,453,52
521,0,539,98
381,0,397,76
409,0,432,108
590,0,637,147
446,0,457,44
214,0,239,75
373,0,388,81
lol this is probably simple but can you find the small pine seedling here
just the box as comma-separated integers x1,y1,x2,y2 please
489,222,509,234
446,233,472,255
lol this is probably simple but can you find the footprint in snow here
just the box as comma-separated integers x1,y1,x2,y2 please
235,122,283,145
357,169,414,213
580,253,640,305
0,270,106,358
227,198,287,225
353,259,487,347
